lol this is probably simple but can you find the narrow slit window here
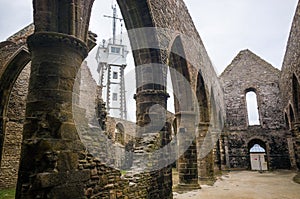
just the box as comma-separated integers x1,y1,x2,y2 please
113,93,118,101
113,72,118,79
246,91,260,125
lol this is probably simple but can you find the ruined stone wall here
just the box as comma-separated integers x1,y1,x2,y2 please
220,49,290,170
220,49,285,130
226,127,290,170
280,1,300,169
280,1,300,113
106,117,135,144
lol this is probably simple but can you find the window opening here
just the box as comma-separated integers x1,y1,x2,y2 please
113,72,118,79
113,93,118,101
111,47,121,54
246,91,260,125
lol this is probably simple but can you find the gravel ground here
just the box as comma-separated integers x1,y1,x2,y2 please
173,170,300,199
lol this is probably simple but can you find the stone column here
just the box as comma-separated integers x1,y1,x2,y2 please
133,89,172,199
219,134,227,170
224,135,231,169
16,33,90,199
176,111,200,189
197,122,214,185
213,129,222,173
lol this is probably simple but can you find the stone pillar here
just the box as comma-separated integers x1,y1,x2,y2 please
16,33,90,199
219,134,227,170
197,122,214,185
134,88,173,198
224,135,231,169
176,111,200,189
292,123,300,170
213,130,222,174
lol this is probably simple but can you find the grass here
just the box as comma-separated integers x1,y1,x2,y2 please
121,170,128,175
0,188,16,199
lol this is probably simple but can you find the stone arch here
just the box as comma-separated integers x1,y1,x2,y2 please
0,46,31,188
195,70,212,181
0,47,30,162
284,111,289,129
115,122,125,145
117,0,165,94
292,74,300,120
247,138,269,170
168,35,193,113
196,70,209,123
248,138,267,152
167,35,199,188
289,104,295,128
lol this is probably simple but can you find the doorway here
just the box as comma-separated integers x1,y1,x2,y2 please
249,143,268,171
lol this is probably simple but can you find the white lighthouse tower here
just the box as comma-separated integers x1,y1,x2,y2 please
96,5,128,120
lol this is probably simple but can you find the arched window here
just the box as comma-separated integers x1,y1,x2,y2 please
115,123,125,145
289,104,295,127
246,90,260,125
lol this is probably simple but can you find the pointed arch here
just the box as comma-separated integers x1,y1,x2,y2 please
292,74,300,120
289,104,295,127
115,122,125,145
196,70,209,123
0,47,30,163
168,35,192,113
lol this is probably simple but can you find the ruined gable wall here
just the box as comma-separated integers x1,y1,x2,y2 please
220,50,285,130
219,50,290,170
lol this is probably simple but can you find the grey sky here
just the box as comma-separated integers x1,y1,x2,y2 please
0,0,298,72
0,0,298,122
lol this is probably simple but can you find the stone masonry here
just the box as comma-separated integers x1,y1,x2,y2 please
0,0,299,198
220,50,291,170
281,0,300,170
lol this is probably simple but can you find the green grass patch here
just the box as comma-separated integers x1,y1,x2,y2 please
0,188,16,199
121,170,128,175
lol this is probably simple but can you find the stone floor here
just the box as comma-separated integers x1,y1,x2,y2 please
173,170,300,199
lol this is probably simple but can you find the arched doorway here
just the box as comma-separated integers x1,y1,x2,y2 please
248,139,268,171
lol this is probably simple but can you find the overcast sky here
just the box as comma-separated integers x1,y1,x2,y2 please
1,0,298,72
0,0,298,121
